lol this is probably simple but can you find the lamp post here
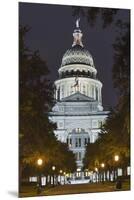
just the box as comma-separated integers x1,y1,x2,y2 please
59,170,63,184
114,155,119,180
101,163,105,168
114,155,122,189
114,155,119,162
37,158,43,194
52,166,56,187
63,172,66,184
95,167,98,183
100,163,105,182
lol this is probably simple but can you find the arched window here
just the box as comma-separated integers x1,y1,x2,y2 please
76,70,80,76
83,85,86,94
66,138,69,145
71,70,74,76
82,70,86,76
65,70,69,77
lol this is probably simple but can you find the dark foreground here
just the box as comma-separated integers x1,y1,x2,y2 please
19,179,130,197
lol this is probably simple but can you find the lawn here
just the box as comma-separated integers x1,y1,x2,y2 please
19,179,130,197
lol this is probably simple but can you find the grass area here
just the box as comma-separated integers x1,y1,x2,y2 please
19,180,130,198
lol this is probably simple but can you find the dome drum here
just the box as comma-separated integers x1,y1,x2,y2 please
59,69,96,79
54,77,102,103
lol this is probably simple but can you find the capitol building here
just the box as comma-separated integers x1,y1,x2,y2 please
49,19,109,175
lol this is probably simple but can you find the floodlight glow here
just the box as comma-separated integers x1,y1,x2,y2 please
37,158,43,166
52,166,56,171
114,155,119,162
101,163,105,168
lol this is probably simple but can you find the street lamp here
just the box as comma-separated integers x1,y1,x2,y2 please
100,163,105,182
52,166,56,186
37,158,43,194
101,163,105,168
63,172,66,184
59,170,63,184
37,158,43,166
114,155,119,162
114,155,119,180
95,167,98,172
52,166,56,171
94,167,98,183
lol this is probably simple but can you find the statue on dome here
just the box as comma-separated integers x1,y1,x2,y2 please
71,76,79,92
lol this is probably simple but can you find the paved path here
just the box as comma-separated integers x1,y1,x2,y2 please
20,181,130,197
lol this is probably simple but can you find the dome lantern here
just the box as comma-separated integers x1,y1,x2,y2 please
72,18,84,47
60,19,95,68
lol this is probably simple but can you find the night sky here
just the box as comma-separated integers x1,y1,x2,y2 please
19,2,130,109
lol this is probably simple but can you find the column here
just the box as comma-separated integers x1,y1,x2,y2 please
59,86,62,99
96,86,98,101
91,85,94,98
81,83,83,94
94,85,96,100
55,88,57,100
66,84,68,98
87,84,89,97
97,86,99,101
89,84,91,97
60,86,62,100
98,87,100,102
100,88,102,103
85,84,87,96
79,81,81,93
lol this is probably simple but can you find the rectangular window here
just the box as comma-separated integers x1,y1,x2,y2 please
79,152,81,161
66,138,69,145
98,121,103,128
75,138,78,147
70,138,72,145
85,138,87,145
59,122,63,127
75,153,77,160
79,138,81,147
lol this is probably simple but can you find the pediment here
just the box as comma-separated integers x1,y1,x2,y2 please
61,92,95,102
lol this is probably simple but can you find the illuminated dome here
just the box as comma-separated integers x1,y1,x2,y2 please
61,44,94,67
58,19,97,79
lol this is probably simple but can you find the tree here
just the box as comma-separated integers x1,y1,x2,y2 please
73,7,130,172
19,25,55,184
72,6,118,28
19,26,76,188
